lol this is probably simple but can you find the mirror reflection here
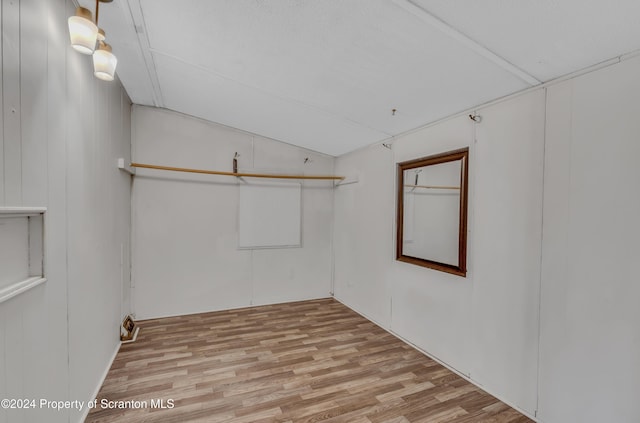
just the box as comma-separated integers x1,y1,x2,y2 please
396,148,468,276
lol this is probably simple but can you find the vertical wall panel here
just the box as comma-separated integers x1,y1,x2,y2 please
389,115,475,376
333,144,395,329
0,0,4,205
44,1,70,421
66,55,131,423
3,299,24,422
2,0,22,205
65,19,96,422
539,56,640,423
119,91,132,317
538,80,572,423
0,306,6,423
20,0,48,206
17,2,58,422
470,90,545,414
1,2,24,423
66,31,132,420
18,287,48,422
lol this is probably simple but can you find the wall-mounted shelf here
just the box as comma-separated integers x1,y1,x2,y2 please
0,207,47,304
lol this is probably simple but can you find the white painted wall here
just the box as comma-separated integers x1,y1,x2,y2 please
0,1,132,422
539,56,640,423
335,90,545,416
2,3,636,423
131,106,334,319
469,91,545,414
334,142,395,327
335,114,480,376
335,56,640,422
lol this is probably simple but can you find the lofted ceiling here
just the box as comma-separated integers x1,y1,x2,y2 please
85,0,640,156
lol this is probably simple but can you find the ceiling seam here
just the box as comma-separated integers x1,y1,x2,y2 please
391,0,541,86
345,47,637,160
148,47,394,139
154,105,339,158
120,0,164,107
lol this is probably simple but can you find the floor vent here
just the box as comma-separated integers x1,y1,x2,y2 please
120,315,139,343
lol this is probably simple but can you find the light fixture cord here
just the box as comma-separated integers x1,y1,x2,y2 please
95,0,100,25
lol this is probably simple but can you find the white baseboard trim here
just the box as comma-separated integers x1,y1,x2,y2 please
332,295,539,422
136,295,333,320
78,341,121,423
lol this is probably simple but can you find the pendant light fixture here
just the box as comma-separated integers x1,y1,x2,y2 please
68,7,98,54
93,41,118,81
68,0,118,82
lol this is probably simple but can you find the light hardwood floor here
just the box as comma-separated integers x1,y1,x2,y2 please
86,299,533,423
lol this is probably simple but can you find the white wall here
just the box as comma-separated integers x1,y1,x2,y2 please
131,106,334,319
333,143,395,327
334,56,640,422
0,1,132,422
2,3,636,422
539,56,640,423
469,91,544,413
335,90,545,416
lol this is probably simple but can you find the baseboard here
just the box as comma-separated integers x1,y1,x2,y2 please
332,295,539,422
78,340,121,423
135,295,333,321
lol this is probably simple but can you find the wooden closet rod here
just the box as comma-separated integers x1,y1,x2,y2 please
404,184,460,190
130,162,345,181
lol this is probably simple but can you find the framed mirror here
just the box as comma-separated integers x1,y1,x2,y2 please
396,148,469,276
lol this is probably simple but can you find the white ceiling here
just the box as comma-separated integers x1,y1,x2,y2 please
86,0,640,156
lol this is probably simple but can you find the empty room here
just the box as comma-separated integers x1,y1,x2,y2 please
1,1,639,422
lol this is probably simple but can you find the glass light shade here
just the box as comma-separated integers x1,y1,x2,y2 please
97,28,106,42
93,42,117,81
68,8,98,55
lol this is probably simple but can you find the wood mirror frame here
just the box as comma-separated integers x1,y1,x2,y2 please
396,148,469,276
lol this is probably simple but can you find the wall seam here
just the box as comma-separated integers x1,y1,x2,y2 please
329,155,335,297
467,113,478,380
388,139,395,329
64,0,72,418
535,87,549,419
1,0,5,206
250,136,254,305
17,0,22,206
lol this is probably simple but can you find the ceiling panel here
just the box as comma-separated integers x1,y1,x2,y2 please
140,0,528,154
412,0,640,81
153,53,390,156
88,0,640,155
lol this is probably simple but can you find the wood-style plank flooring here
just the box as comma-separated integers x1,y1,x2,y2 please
86,299,532,423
